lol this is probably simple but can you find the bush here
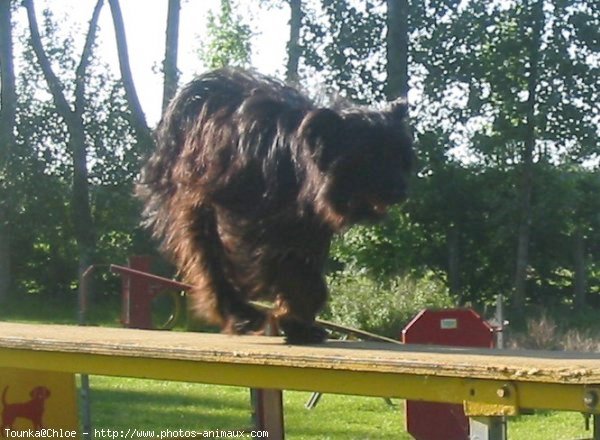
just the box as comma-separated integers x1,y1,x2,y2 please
507,312,600,352
322,271,455,338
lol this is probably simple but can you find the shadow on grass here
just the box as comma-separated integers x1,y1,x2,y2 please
87,385,253,430
85,379,408,438
0,294,122,326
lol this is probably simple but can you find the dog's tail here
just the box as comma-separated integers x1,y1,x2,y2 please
137,81,211,242
2,386,7,406
137,69,247,239
135,81,200,243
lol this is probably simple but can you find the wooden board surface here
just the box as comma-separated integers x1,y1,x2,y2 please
1,322,600,385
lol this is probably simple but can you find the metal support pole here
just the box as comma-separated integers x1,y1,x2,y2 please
469,416,506,440
305,392,322,409
78,265,96,440
79,374,92,440
305,333,347,409
493,295,509,439
250,318,285,439
495,294,505,349
251,388,285,439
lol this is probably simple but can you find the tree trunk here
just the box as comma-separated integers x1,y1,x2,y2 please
513,165,533,312
385,0,409,101
0,214,8,305
108,0,152,147
285,0,302,84
24,0,103,292
162,0,180,112
75,0,104,283
447,223,461,299
0,0,17,304
513,0,543,313
573,226,587,311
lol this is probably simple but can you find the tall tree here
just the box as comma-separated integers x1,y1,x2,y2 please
569,171,599,311
0,0,17,304
108,0,152,148
10,17,146,299
286,0,302,83
23,0,104,282
302,0,386,103
162,0,181,112
257,0,302,82
412,0,599,308
385,0,409,101
513,0,544,312
199,0,252,69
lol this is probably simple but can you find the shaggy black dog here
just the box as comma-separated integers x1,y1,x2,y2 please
137,68,413,344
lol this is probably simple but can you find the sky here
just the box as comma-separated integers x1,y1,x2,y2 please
22,0,290,125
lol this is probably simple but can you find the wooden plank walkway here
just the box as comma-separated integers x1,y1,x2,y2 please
1,322,600,416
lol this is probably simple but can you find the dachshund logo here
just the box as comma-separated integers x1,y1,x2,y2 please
1,386,51,433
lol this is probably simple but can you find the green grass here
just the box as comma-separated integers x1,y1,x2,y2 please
0,294,120,326
509,411,590,440
87,376,407,439
86,377,592,439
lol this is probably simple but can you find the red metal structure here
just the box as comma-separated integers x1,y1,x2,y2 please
402,309,495,440
114,256,186,330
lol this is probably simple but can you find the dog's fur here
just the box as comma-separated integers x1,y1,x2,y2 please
137,68,413,344
1,386,51,432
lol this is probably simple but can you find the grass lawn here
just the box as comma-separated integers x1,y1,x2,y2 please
87,376,407,439
509,411,590,440
86,376,591,439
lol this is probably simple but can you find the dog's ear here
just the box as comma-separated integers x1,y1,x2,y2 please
299,109,345,170
389,98,409,123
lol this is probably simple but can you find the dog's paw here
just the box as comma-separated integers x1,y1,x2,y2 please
225,304,267,335
280,320,328,345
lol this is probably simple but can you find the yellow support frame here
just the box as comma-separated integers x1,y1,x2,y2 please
1,322,600,418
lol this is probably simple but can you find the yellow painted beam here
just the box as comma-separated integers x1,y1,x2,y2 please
1,322,600,416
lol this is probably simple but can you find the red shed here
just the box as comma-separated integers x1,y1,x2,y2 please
402,309,495,440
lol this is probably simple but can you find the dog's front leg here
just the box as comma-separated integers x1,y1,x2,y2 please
271,255,328,344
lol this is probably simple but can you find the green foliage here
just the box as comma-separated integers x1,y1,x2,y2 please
3,0,599,320
408,0,600,311
199,0,253,69
323,272,454,337
301,0,386,103
7,7,149,298
330,208,422,279
414,0,600,167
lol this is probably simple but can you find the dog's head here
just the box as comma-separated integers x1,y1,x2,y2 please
300,100,414,229
30,386,51,401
